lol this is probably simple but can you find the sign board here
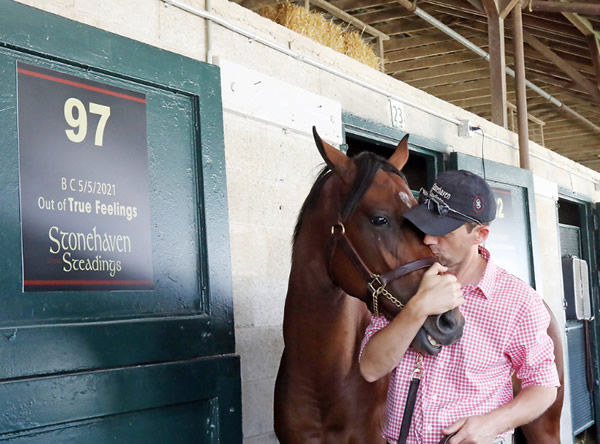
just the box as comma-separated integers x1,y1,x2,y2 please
485,186,532,285
17,62,154,291
389,98,405,130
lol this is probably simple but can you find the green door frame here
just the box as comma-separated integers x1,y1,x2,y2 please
342,112,445,186
558,190,600,441
0,1,240,441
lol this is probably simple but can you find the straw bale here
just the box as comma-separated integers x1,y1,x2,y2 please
259,2,381,70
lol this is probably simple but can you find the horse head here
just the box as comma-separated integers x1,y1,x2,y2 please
313,127,464,355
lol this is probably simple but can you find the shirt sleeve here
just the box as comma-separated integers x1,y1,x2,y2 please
505,293,560,388
359,314,389,361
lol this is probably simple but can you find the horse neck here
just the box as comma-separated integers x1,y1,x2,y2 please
284,201,370,349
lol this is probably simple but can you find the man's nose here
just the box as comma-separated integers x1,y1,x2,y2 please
423,234,438,245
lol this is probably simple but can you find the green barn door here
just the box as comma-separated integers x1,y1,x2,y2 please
0,1,240,442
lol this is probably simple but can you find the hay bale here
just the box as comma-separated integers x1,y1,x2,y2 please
259,2,381,70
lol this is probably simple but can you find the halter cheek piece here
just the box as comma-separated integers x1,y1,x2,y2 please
329,221,433,444
329,222,435,317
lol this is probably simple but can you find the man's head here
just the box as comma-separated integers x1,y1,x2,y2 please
404,170,496,237
404,170,496,268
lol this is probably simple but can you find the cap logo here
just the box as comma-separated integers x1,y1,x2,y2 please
473,195,484,214
431,183,451,200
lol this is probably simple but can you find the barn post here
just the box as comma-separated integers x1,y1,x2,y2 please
482,0,508,128
512,1,530,170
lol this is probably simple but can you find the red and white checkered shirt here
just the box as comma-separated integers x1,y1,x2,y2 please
361,247,560,444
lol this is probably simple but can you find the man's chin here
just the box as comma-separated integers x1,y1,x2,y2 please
432,254,445,265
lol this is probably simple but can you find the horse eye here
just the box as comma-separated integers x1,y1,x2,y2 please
370,216,389,226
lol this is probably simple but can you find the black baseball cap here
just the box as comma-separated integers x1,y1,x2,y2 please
404,170,496,236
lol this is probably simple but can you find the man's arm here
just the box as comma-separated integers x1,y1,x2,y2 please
442,385,557,444
359,263,464,382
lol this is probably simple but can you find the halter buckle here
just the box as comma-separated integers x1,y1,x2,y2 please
367,275,385,295
330,222,345,235
411,353,424,380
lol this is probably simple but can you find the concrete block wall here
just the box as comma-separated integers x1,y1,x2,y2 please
15,0,600,442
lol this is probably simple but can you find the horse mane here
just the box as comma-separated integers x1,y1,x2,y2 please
292,151,405,246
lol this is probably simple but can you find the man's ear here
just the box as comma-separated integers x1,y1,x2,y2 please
473,225,490,244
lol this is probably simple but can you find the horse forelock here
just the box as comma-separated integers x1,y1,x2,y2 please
340,152,406,221
292,153,407,247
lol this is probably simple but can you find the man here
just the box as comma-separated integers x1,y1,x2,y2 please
359,170,559,444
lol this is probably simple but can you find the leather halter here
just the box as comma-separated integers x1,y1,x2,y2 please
329,222,435,317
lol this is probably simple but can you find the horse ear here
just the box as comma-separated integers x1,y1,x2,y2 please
388,134,410,170
313,126,351,174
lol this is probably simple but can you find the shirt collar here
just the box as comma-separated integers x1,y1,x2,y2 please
473,245,496,299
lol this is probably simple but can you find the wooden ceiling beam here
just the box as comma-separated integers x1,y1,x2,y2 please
500,0,522,20
545,128,595,139
394,60,489,82
530,1,600,16
545,132,599,143
560,7,600,39
526,72,590,95
523,31,600,103
386,37,488,62
422,78,493,96
426,2,585,41
408,68,490,88
587,35,600,90
354,6,413,25
423,0,485,16
331,0,396,12
553,146,600,158
377,17,437,35
439,86,492,102
386,51,481,73
464,0,485,12
523,54,594,76
482,0,499,15
384,30,479,51
569,148,600,158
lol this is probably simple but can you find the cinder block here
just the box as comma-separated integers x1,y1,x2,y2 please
236,326,283,382
241,377,276,438
244,432,279,444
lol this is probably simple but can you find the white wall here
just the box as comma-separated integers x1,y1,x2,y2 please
16,0,600,442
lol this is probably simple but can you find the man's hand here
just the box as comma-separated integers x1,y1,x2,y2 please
441,385,557,444
442,416,498,443
410,262,464,318
359,262,462,382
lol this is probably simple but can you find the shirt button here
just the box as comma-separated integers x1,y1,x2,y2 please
426,425,433,432
431,395,437,401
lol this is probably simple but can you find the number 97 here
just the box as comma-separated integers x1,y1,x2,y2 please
64,97,111,147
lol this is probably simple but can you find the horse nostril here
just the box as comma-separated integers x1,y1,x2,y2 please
436,312,455,333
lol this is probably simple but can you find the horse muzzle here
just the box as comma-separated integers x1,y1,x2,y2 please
413,310,465,356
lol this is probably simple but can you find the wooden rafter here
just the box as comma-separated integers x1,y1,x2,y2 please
481,0,499,15
588,35,600,90
562,15,599,39
529,1,600,16
464,0,484,12
242,0,600,169
500,0,521,20
523,31,600,103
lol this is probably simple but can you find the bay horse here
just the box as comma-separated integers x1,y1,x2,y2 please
514,300,564,444
274,128,465,443
274,127,564,443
